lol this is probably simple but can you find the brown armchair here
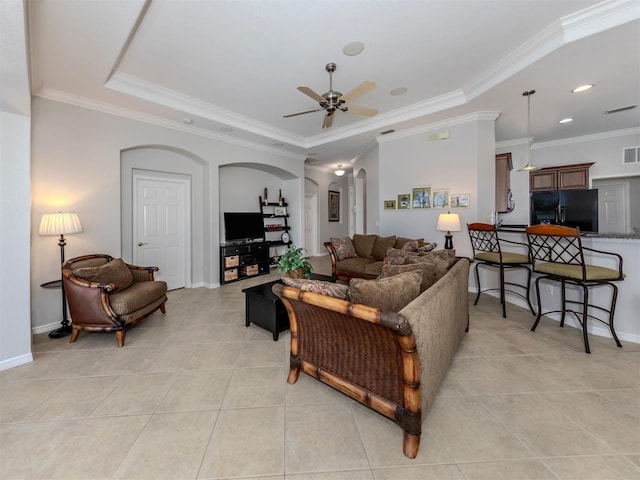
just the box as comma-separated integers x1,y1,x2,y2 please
62,254,168,347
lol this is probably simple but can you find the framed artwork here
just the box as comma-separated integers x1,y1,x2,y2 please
397,193,410,209
384,200,396,210
328,190,340,222
450,193,470,208
411,186,431,209
274,206,287,216
432,190,450,208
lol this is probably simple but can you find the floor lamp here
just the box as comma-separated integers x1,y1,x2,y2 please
39,212,83,338
436,212,461,250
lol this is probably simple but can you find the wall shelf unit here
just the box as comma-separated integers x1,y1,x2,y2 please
260,196,292,267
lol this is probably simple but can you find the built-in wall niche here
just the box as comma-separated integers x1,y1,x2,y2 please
218,164,300,244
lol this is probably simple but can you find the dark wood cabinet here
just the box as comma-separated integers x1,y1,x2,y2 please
495,153,513,212
220,241,269,284
529,163,593,191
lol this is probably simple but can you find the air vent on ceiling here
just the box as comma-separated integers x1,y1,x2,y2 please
380,129,395,135
623,146,640,164
605,104,637,114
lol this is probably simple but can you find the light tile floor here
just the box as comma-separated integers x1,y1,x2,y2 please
1,256,639,479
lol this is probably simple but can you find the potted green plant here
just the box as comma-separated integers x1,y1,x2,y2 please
277,245,313,279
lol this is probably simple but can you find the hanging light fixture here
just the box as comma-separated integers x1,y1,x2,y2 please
334,164,345,176
517,89,541,172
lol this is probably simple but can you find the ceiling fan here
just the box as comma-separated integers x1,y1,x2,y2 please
284,63,377,129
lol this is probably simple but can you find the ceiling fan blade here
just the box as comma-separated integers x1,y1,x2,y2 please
346,105,378,117
339,80,376,104
297,86,326,104
283,108,323,118
322,113,334,129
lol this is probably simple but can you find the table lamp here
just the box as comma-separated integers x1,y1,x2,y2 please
39,212,83,338
436,212,461,250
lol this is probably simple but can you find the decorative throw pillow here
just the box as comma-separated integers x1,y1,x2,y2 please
331,237,357,260
352,234,377,258
416,242,437,253
380,262,443,292
383,248,406,266
410,249,456,267
394,237,424,250
348,271,422,312
281,277,348,300
371,235,397,260
74,258,134,292
401,240,421,253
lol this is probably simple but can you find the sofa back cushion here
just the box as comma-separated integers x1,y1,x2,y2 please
74,258,134,292
371,235,396,260
353,234,377,259
348,271,422,312
331,237,357,260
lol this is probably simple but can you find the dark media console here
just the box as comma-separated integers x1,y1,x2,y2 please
220,241,269,285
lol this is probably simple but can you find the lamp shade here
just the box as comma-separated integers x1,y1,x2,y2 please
39,212,83,236
436,213,461,233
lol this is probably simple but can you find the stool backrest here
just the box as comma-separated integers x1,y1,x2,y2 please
526,224,585,270
467,222,501,256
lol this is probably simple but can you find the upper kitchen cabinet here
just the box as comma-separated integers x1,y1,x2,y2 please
495,153,513,212
529,163,594,191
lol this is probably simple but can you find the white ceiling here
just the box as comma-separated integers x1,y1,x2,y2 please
26,0,640,171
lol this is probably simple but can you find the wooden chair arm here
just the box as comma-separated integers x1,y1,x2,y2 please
323,241,339,279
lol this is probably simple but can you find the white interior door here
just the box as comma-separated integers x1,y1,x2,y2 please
597,182,629,233
133,173,190,290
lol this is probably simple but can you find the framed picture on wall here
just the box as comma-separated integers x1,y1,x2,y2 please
411,186,431,209
432,190,450,208
329,190,340,222
397,193,410,209
384,200,396,210
450,193,470,208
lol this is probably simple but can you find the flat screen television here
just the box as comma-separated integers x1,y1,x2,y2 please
223,212,265,243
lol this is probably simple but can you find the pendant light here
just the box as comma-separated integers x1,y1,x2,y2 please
517,89,541,172
334,164,345,176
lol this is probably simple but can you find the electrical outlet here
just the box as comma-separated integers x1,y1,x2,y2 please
545,285,554,295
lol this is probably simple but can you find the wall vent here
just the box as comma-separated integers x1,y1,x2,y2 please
605,104,637,115
623,146,640,164
380,129,395,135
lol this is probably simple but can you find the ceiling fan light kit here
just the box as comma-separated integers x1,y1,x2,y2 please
284,63,378,129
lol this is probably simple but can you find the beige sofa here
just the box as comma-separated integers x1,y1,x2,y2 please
324,234,434,281
273,256,469,459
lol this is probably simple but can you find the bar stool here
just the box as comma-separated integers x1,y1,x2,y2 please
467,223,535,318
525,225,624,353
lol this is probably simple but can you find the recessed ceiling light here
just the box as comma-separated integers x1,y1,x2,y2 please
390,87,407,96
572,84,594,93
220,127,233,132
343,41,365,56
559,118,573,124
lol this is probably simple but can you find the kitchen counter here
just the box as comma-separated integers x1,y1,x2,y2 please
497,225,640,240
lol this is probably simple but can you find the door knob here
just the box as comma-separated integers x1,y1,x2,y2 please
137,242,148,246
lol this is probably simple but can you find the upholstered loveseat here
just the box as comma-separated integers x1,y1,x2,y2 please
324,234,436,281
273,253,469,459
62,254,168,347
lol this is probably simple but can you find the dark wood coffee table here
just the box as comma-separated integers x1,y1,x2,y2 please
242,274,333,341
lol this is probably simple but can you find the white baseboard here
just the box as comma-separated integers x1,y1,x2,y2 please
32,321,60,335
0,353,33,371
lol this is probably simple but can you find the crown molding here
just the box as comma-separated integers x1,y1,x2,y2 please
105,72,307,147
376,111,501,143
463,0,638,103
34,88,306,161
531,127,640,149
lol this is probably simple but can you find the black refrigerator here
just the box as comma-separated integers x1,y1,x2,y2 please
530,189,599,232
